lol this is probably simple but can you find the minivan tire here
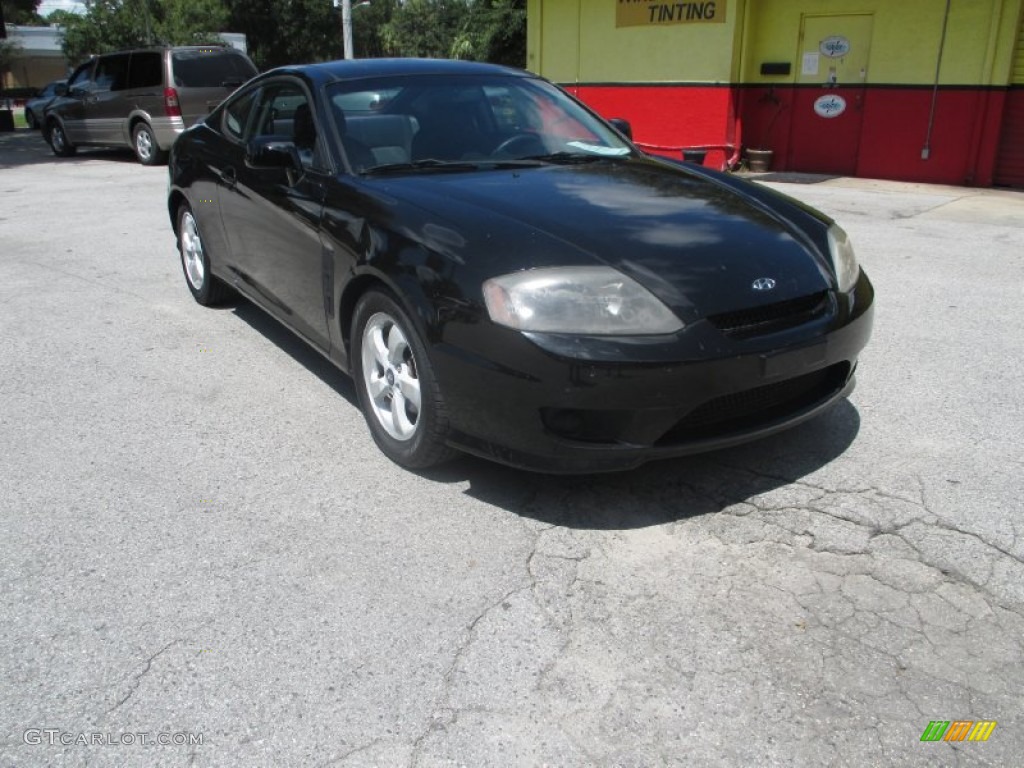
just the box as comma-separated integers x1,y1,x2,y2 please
47,120,76,157
133,122,167,166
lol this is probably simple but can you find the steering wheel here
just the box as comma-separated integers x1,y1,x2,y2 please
492,133,544,157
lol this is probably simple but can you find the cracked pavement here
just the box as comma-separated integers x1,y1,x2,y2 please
1,133,1022,766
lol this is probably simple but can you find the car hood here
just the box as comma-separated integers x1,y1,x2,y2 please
368,157,834,319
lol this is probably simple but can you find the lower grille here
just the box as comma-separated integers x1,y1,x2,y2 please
656,362,850,445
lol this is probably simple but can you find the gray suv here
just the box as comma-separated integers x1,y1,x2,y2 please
45,45,258,165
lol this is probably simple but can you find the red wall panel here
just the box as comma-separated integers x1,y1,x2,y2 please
566,85,738,169
565,83,1008,185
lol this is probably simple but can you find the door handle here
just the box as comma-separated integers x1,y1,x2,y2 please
219,166,237,189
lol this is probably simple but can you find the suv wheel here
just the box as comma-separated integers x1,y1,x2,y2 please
133,122,167,166
26,110,38,129
47,121,76,157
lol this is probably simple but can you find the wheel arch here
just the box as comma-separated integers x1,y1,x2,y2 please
338,270,438,361
168,189,188,234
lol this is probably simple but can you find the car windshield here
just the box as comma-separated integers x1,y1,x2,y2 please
171,49,257,88
325,74,634,173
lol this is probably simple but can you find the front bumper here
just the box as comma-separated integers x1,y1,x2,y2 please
433,275,874,473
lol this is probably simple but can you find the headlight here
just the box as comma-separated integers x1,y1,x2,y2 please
827,223,860,293
483,266,684,335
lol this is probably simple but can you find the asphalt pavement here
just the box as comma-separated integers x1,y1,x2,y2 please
1,129,1022,767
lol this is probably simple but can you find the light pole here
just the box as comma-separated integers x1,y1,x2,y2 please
336,0,371,60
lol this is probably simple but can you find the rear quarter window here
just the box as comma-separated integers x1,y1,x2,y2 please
171,49,257,89
129,52,163,89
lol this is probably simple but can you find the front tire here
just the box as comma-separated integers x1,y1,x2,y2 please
47,120,76,157
133,122,167,165
352,290,456,469
26,110,38,130
177,203,231,306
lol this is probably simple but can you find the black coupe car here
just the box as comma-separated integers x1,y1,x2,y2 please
167,59,873,473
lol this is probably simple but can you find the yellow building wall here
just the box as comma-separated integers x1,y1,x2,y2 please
528,0,744,83
741,0,1024,86
528,0,1024,87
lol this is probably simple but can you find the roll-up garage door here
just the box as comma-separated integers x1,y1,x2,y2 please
994,11,1024,187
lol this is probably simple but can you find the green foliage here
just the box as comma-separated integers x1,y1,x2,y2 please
380,0,525,67
44,9,79,26
59,0,228,64
158,0,229,46
379,0,467,60
226,0,339,70
352,0,399,59
3,0,44,26
1,37,24,76
50,0,526,72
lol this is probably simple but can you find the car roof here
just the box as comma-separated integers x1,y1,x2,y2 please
260,58,533,87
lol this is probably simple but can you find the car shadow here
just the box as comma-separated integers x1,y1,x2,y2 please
422,401,860,530
0,129,138,168
741,171,843,185
230,296,861,531
231,299,359,406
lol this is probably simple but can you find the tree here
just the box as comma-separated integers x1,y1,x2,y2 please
378,0,525,66
226,0,338,70
380,0,467,60
451,0,525,68
59,0,228,64
2,0,44,26
352,0,398,60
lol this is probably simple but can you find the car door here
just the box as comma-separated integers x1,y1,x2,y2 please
87,52,132,145
218,79,331,350
59,61,96,144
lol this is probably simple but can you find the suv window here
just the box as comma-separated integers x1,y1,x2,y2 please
171,49,257,88
128,52,163,89
94,53,131,92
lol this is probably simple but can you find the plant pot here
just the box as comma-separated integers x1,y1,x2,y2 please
745,148,773,173
682,149,707,165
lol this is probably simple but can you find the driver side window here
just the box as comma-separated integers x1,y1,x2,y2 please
249,83,325,171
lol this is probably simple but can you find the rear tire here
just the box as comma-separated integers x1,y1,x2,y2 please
47,120,76,157
352,289,456,469
133,122,167,165
177,203,231,306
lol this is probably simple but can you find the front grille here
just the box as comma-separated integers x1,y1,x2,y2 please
656,362,849,445
707,291,830,338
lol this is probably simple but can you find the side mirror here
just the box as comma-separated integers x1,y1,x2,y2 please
246,136,301,171
55,83,69,97
608,118,633,140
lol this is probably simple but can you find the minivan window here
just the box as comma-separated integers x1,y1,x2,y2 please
94,53,131,91
68,61,95,90
128,52,163,89
171,49,257,88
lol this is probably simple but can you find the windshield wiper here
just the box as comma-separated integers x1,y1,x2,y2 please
362,158,560,175
522,151,622,165
361,159,485,175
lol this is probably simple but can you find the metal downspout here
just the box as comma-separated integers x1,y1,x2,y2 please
922,0,953,160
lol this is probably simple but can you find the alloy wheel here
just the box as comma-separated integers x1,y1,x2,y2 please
360,313,422,441
179,211,205,290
